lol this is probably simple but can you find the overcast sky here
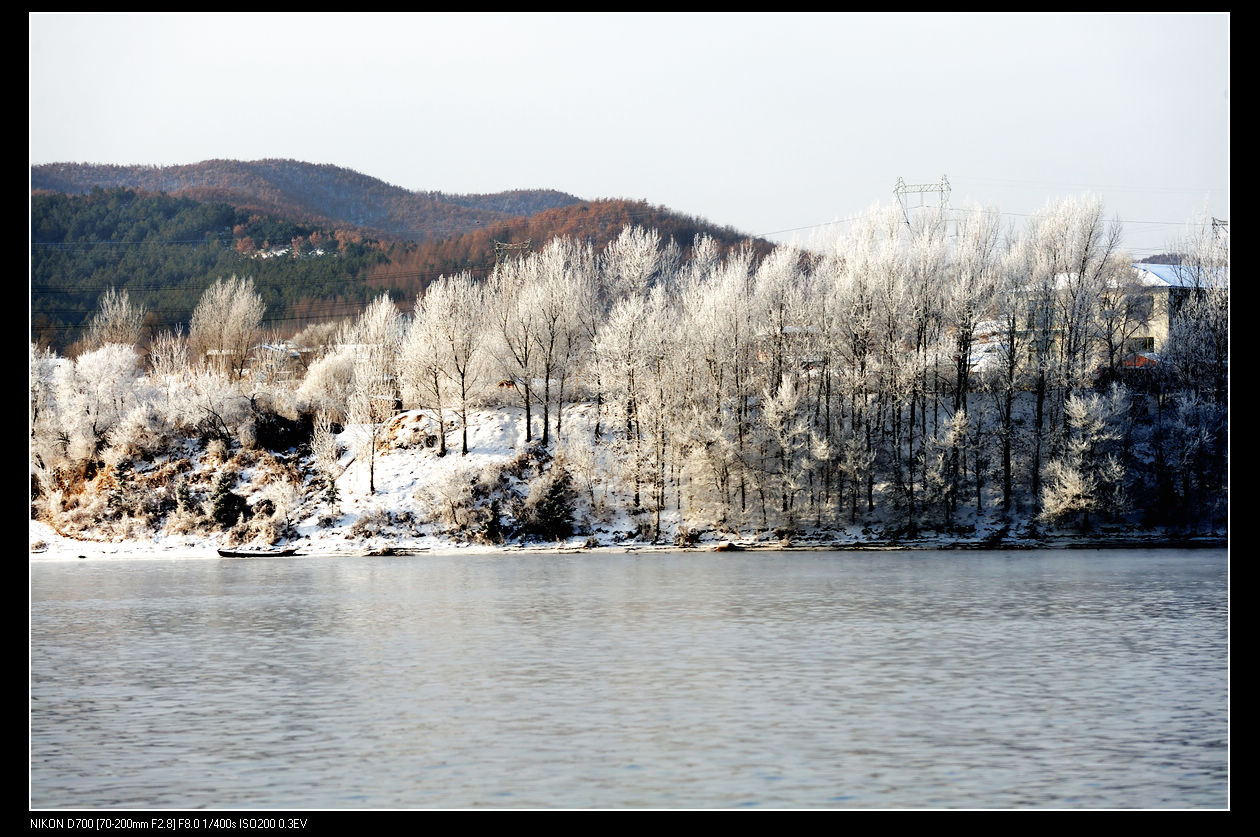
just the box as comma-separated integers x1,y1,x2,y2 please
29,12,1229,257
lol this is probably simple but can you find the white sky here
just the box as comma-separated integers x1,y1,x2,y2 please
29,12,1229,257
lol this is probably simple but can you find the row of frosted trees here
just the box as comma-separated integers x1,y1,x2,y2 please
296,196,1226,536
31,196,1228,539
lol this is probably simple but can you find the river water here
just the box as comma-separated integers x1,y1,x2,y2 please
30,549,1228,809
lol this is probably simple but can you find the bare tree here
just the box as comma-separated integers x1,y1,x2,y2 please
528,238,594,445
418,273,488,456
1094,260,1150,379
601,225,664,302
487,257,540,444
1021,196,1123,507
1166,214,1229,403
189,276,266,380
400,292,450,457
84,287,147,352
346,295,403,494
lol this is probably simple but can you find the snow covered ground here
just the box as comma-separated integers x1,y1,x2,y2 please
31,404,651,561
29,402,1225,562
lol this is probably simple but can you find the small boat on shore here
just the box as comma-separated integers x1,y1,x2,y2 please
218,547,300,558
364,546,428,556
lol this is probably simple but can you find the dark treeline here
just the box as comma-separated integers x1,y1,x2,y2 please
31,188,392,351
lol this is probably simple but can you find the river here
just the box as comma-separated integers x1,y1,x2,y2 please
30,548,1228,809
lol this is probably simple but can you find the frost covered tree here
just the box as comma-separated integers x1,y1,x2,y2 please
1094,263,1151,380
487,256,540,443
29,343,64,506
35,339,167,530
61,344,144,460
1020,196,1124,508
189,276,266,379
21,204,1228,544
944,205,1003,413
900,209,949,534
83,287,147,352
634,286,686,541
312,409,342,511
1139,216,1230,527
186,365,252,446
940,205,1003,519
147,329,188,384
1164,215,1229,404
986,235,1032,515
756,374,810,529
598,294,650,511
399,292,450,457
601,225,666,302
826,211,887,521
1041,385,1128,529
926,407,969,528
406,272,487,456
675,245,756,529
752,243,806,399
527,238,594,446
346,294,403,494
29,343,59,430
297,347,357,422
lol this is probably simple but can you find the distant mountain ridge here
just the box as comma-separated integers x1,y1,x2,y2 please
31,159,583,243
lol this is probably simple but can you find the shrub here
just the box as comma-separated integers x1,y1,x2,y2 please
210,470,249,528
520,467,576,541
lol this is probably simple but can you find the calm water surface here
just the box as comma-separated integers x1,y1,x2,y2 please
30,549,1228,809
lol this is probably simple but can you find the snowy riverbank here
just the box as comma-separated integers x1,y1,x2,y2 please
28,516,1226,563
30,404,1226,563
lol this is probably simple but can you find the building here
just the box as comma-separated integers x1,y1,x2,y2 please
1130,262,1227,353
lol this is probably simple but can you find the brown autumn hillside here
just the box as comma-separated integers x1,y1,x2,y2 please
367,198,774,302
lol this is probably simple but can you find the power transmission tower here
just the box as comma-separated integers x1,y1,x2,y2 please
894,175,951,228
494,239,532,266
1211,217,1228,244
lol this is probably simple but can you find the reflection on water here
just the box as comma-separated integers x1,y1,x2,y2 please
31,550,1227,808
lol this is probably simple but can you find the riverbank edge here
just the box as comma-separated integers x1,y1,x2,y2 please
29,518,1227,561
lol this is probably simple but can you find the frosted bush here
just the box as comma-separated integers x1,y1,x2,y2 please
53,344,143,468
58,490,111,536
163,506,206,537
349,505,393,538
296,348,356,420
255,480,302,529
238,418,257,450
420,467,476,529
108,403,167,457
206,439,228,466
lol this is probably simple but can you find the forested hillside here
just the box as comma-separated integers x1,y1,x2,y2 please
31,160,581,242
31,184,769,352
362,198,774,300
31,188,391,351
